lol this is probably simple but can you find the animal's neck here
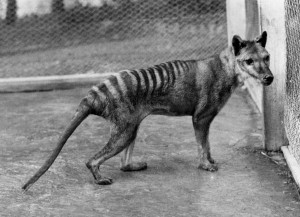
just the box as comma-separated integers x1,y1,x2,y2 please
222,46,255,87
219,47,240,88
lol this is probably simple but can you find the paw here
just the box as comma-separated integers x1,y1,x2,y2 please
95,177,113,185
120,162,147,172
86,162,102,180
208,157,216,164
198,162,218,172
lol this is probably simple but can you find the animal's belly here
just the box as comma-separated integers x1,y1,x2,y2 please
151,105,194,116
148,92,198,116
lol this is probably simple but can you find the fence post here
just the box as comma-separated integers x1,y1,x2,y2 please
259,0,288,150
244,0,263,112
245,0,259,39
226,0,246,44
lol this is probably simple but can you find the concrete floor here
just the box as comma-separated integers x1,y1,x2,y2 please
0,87,299,217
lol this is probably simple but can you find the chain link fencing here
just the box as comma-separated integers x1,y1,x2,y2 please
0,0,226,78
284,0,300,165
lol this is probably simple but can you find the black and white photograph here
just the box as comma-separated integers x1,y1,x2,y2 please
0,0,299,216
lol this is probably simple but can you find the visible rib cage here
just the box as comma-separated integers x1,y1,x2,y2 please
90,60,195,112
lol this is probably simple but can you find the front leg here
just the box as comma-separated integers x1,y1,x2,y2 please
193,115,218,172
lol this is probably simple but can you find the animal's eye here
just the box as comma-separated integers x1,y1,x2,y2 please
245,59,254,65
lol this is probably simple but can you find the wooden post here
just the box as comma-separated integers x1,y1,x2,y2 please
259,0,288,150
244,0,263,112
226,0,246,44
245,0,259,39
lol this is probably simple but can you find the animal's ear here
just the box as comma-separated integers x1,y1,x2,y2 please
232,35,246,56
256,31,267,47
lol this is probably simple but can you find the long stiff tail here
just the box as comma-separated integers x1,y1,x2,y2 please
22,102,91,191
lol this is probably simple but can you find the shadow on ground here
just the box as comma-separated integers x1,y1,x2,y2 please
0,88,299,217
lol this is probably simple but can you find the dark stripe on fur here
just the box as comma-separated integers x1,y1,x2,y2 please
108,76,124,101
181,61,189,72
98,83,117,112
178,61,186,74
173,61,181,77
160,63,170,90
147,67,157,96
120,71,137,106
167,62,176,86
130,70,142,101
139,69,150,98
154,65,165,95
87,89,102,115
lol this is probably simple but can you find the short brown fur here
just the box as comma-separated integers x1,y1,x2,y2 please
22,32,273,191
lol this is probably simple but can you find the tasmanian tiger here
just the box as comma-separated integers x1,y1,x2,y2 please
22,31,273,191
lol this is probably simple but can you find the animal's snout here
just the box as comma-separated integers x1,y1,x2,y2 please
263,75,274,85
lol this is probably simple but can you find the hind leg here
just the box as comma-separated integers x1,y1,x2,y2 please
120,126,147,172
86,123,139,185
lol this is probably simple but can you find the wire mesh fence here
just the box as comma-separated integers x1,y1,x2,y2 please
284,0,300,165
0,0,226,78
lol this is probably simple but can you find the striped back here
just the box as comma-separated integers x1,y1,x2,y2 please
90,60,196,112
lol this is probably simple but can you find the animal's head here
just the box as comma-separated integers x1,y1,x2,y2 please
232,31,273,86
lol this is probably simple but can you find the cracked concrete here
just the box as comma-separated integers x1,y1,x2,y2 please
0,87,299,217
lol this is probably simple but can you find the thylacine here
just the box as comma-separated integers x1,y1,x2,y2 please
22,31,273,191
